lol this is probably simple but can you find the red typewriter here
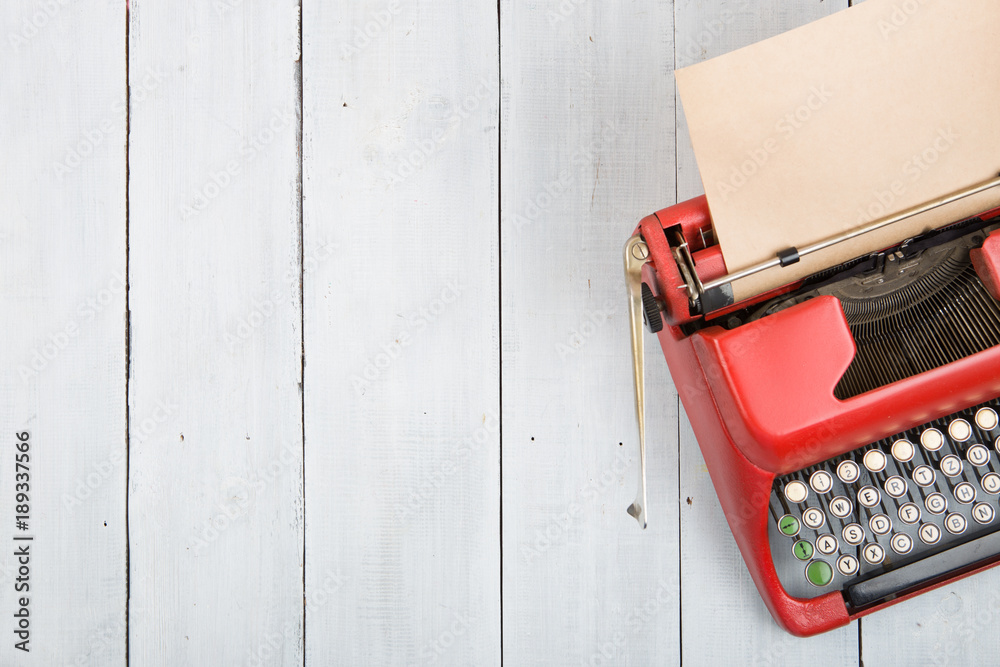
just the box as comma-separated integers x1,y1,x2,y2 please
625,176,1000,636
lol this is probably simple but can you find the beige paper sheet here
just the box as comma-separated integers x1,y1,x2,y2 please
676,0,1000,302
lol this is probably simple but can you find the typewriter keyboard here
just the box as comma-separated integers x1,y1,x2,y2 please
768,399,1000,607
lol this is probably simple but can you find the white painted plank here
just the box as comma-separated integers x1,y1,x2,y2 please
674,1,861,664
302,2,500,664
0,2,127,664
500,2,680,664
861,570,1000,667
127,1,303,664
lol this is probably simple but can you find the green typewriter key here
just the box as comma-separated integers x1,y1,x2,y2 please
793,540,814,561
778,515,800,537
806,560,834,587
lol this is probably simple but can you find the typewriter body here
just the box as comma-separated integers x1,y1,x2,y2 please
625,178,1000,636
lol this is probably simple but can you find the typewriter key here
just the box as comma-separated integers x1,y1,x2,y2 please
891,439,915,462
898,502,921,525
925,493,947,515
863,449,887,473
890,533,913,555
949,419,973,442
973,503,995,525
778,515,800,537
953,482,976,504
967,445,991,467
977,408,999,431
919,523,942,545
863,543,885,565
912,465,936,487
837,460,861,484
802,508,825,530
945,513,968,535
869,514,892,535
829,496,853,519
843,523,865,546
884,476,907,499
810,470,834,494
921,428,945,451
982,473,1000,495
805,560,834,587
815,534,838,555
784,480,808,504
792,540,814,561
940,455,963,478
837,554,859,576
858,486,881,508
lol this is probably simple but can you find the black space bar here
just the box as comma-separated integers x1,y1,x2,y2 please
848,530,1000,608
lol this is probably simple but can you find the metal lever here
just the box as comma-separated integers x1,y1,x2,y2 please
624,233,650,528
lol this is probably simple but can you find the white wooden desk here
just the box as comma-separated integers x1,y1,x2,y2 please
2,0,998,664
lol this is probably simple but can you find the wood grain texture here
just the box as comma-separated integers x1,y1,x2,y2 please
500,2,681,664
301,2,501,664
860,569,1000,667
3,1,998,663
674,2,860,666
0,2,127,664
127,0,303,664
